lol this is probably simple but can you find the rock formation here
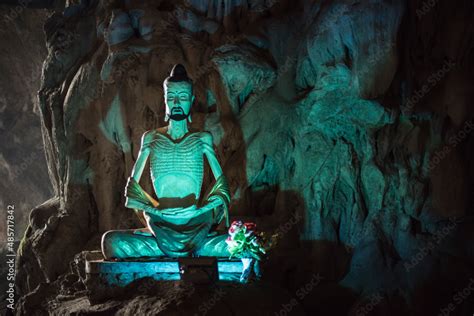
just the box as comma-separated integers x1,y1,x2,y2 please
10,0,474,315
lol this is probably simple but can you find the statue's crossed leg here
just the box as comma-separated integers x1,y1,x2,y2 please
101,229,230,259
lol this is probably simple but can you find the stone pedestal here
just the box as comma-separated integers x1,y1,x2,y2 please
84,251,243,287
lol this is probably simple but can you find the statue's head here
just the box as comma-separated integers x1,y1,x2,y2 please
163,64,194,122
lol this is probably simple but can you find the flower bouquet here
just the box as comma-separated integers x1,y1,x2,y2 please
225,221,272,260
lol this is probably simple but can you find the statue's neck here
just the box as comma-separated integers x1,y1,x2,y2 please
167,119,189,140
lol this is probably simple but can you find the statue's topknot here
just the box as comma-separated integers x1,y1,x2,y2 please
166,64,192,83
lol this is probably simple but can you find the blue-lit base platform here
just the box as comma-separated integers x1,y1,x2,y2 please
85,251,243,286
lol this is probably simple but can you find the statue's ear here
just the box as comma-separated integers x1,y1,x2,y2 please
188,95,195,123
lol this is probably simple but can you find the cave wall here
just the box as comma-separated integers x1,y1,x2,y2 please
14,0,474,314
0,6,54,313
0,6,52,243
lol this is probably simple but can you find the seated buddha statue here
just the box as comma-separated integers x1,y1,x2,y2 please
101,64,234,261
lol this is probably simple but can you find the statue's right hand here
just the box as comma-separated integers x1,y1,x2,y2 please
126,198,164,220
125,197,148,210
142,205,166,219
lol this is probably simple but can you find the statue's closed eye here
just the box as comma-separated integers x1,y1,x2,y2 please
167,94,190,101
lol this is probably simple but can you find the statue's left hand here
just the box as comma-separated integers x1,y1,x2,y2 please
143,205,197,226
155,199,222,224
139,199,224,225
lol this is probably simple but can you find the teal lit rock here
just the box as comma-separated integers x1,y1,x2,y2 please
12,1,474,314
99,94,131,153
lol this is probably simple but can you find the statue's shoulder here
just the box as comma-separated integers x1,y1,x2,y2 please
153,126,168,137
140,128,165,146
181,128,213,143
194,130,213,145
142,128,213,145
142,130,155,140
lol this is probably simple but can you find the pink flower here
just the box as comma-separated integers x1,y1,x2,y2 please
244,222,256,231
228,220,243,237
230,220,243,229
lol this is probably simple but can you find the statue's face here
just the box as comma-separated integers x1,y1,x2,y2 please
164,81,194,121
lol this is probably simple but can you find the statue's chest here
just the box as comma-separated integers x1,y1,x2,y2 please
149,134,204,177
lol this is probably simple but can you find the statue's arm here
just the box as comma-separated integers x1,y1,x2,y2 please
131,131,153,181
201,132,231,227
202,132,223,178
124,131,152,209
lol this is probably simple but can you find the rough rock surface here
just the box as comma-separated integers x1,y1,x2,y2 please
10,0,474,315
0,6,53,314
0,6,52,242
